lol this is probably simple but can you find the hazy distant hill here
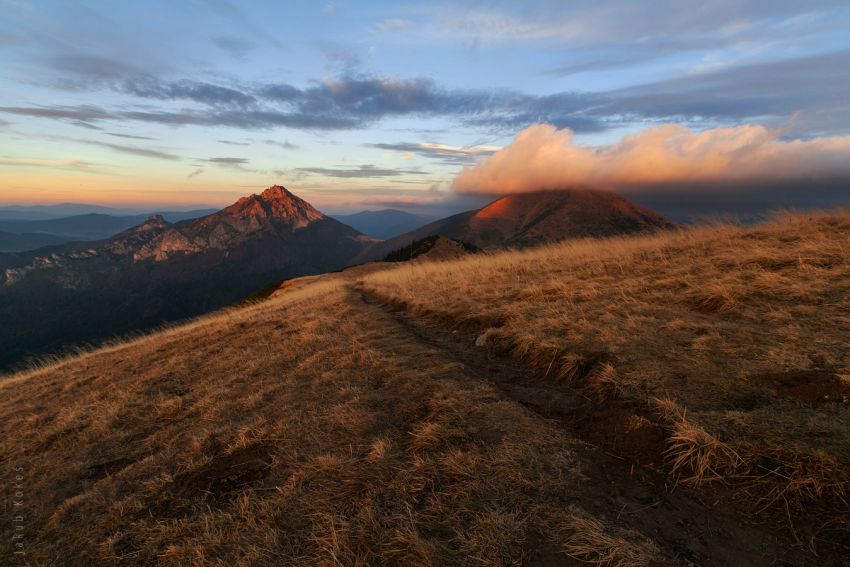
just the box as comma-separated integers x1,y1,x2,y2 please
0,210,218,251
0,231,73,253
0,186,371,370
0,203,217,221
332,209,436,239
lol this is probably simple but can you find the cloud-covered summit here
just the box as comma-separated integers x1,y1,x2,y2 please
453,123,850,194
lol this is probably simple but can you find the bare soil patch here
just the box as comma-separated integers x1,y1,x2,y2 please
754,370,850,405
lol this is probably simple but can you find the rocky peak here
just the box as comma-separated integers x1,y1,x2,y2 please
119,214,171,236
259,185,324,224
260,184,295,201
221,185,324,230
143,214,168,226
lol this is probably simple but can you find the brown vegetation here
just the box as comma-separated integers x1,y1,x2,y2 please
1,211,848,564
360,211,850,549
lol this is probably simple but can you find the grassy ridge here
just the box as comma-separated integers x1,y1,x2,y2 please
1,212,847,564
1,280,665,565
360,212,850,538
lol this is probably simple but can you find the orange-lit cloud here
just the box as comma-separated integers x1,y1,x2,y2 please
452,123,850,195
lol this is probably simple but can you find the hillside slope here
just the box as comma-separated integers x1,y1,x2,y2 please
363,189,676,260
1,213,847,565
0,186,371,370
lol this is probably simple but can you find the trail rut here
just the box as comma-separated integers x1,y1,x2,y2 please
354,286,826,567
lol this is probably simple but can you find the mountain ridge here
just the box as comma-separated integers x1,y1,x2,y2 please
0,185,372,370
0,210,219,251
361,188,678,261
0,185,675,370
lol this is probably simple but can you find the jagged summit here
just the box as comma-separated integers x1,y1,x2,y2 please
220,185,324,230
142,214,169,226
111,213,171,240
260,184,295,200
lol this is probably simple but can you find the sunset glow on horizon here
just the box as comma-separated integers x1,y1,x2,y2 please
2,1,849,215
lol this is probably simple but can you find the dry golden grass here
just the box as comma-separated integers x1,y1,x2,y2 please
541,507,662,567
1,276,655,565
361,211,850,523
653,397,743,485
2,211,848,564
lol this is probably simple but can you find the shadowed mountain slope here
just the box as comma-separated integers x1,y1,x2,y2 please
0,186,372,370
0,230,73,252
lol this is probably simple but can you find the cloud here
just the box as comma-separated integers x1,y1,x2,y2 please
187,168,204,178
265,139,299,149
420,1,849,53
0,105,112,122
122,79,256,107
218,139,251,146
0,158,100,172
7,46,850,135
604,49,850,135
84,140,180,160
4,72,606,132
295,164,426,178
546,51,654,76
453,123,850,195
205,157,249,165
107,132,155,140
259,75,606,131
70,120,103,130
117,107,364,130
369,142,500,164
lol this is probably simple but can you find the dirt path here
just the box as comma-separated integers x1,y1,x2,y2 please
353,286,828,566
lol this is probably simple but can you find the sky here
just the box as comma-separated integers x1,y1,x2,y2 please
1,0,849,216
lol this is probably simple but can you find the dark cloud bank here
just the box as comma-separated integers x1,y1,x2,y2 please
4,49,849,136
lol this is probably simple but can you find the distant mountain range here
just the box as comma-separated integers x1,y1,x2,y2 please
332,209,436,239
0,231,72,252
0,210,218,252
0,203,217,220
0,186,372,370
0,185,676,371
